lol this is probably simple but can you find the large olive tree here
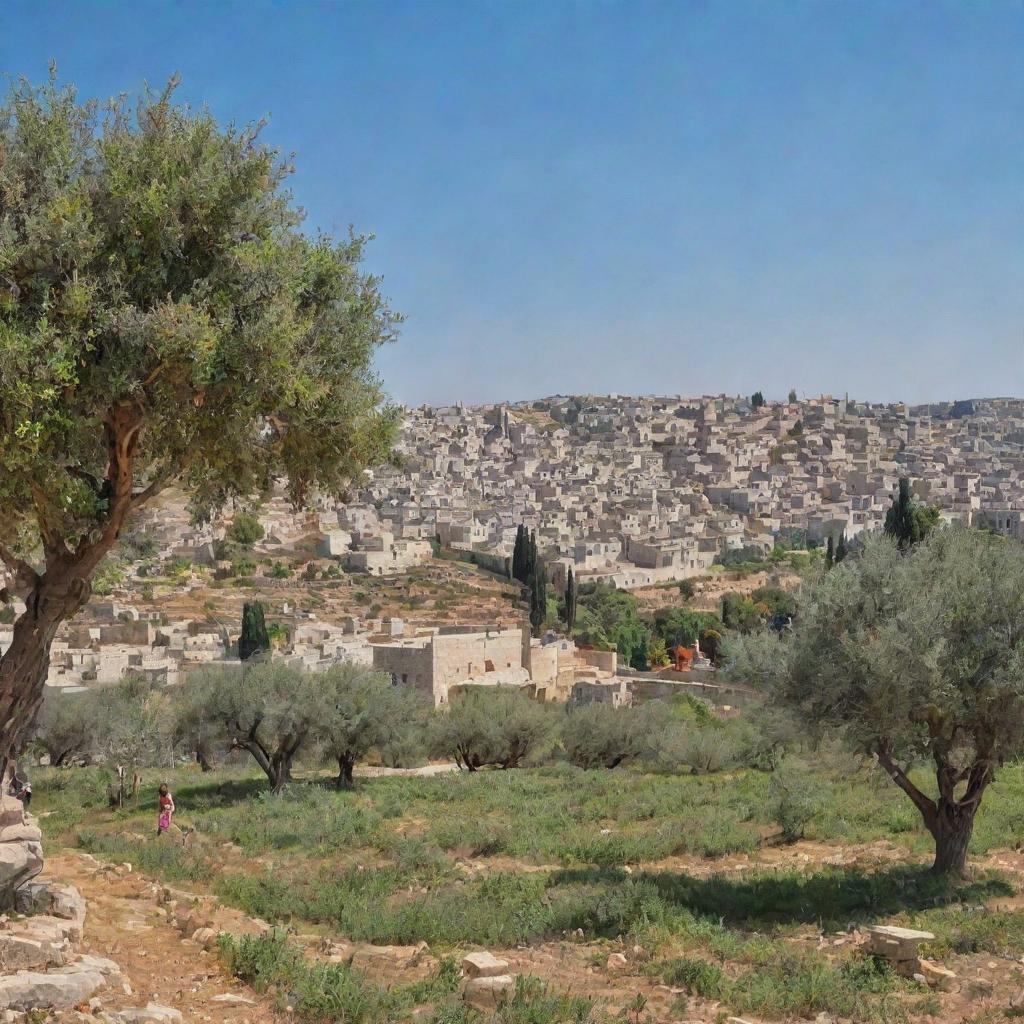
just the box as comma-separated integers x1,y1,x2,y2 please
313,665,425,788
729,529,1024,874
179,663,327,792
0,74,397,761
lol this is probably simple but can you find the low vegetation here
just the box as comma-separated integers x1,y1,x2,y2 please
32,756,1024,1023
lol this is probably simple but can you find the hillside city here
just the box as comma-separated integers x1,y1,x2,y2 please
5,393,1022,712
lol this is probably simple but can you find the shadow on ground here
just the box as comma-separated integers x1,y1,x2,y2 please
549,863,1013,929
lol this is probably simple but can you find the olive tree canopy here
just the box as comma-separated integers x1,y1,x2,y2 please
729,529,1024,874
0,74,398,759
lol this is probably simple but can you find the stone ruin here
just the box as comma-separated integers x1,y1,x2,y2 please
866,924,957,991
0,792,182,1020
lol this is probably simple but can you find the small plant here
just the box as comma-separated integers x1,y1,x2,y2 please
662,956,726,998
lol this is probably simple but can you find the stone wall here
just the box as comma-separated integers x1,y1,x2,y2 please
431,630,523,705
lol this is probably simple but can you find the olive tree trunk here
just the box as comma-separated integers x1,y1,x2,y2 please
877,744,991,876
0,403,148,763
0,569,92,764
336,754,356,789
930,804,977,875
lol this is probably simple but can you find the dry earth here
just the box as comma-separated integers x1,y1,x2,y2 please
44,851,275,1023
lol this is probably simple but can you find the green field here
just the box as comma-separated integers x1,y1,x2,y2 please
34,759,1024,1024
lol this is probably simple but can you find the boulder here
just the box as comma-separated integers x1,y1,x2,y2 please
0,928,69,971
917,959,956,991
0,799,43,909
14,881,51,916
65,953,123,982
21,913,83,945
48,883,86,926
463,975,515,1010
462,951,510,979
606,952,629,972
15,880,85,929
190,927,219,951
0,966,105,1010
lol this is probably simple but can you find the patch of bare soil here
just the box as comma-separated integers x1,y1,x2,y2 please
45,834,1024,1024
45,851,276,1022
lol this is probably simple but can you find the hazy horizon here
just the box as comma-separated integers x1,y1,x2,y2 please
402,391,1024,410
6,0,1024,408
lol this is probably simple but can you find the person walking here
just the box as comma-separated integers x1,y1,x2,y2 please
156,783,175,836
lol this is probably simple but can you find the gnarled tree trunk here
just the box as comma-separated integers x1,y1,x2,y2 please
930,801,977,875
0,567,92,764
876,742,992,876
0,401,151,763
336,754,355,789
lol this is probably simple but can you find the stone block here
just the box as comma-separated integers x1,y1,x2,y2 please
866,925,934,963
462,951,510,978
463,975,515,1009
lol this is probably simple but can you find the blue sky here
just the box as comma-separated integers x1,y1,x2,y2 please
5,1,1023,407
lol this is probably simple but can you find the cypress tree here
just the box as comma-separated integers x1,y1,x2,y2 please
530,560,547,637
565,567,577,631
835,532,848,563
512,525,525,582
885,477,919,550
239,600,270,661
528,529,538,582
825,535,835,569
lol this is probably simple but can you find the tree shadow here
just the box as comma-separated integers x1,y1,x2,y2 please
170,775,270,809
548,863,1013,930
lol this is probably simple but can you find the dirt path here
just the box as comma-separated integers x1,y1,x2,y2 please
45,850,276,1023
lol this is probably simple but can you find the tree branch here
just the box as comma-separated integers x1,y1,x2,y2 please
0,544,38,589
958,761,992,809
875,742,937,828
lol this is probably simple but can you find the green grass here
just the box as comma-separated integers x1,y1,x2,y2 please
661,949,908,1023
36,760,1024,867
31,760,1024,1022
219,930,600,1024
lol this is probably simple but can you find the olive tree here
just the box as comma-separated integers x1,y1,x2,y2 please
0,74,397,763
729,530,1024,874
34,689,104,766
179,663,327,792
561,702,657,769
313,665,425,788
431,689,553,771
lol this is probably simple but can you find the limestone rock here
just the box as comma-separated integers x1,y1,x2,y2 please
350,943,427,969
101,1004,184,1023
0,966,105,1010
917,959,956,991
0,799,43,909
606,952,629,972
462,951,510,979
0,928,69,971
463,975,515,1009
21,912,83,945
65,953,123,981
866,925,935,963
48,883,86,926
190,926,219,950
